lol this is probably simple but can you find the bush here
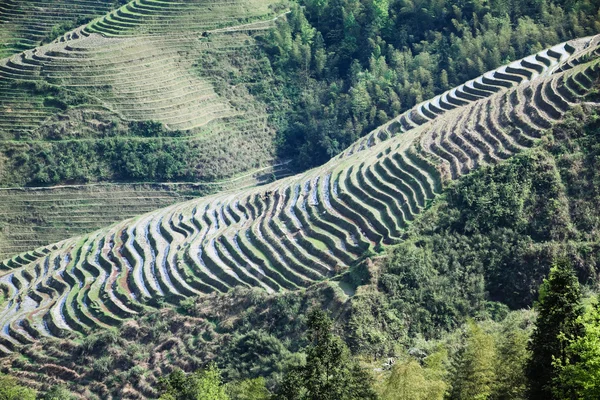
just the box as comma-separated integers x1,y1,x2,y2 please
0,374,36,400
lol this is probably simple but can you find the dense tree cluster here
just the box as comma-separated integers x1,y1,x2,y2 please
275,309,378,400
340,109,600,359
154,283,600,400
5,138,195,185
264,0,600,169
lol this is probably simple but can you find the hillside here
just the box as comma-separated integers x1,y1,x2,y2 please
2,107,600,397
0,0,294,260
0,35,598,353
2,0,600,397
0,1,284,186
0,163,289,261
2,0,599,263
0,0,117,58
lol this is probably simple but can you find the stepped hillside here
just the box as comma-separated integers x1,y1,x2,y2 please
0,0,291,260
0,0,117,59
0,162,289,260
0,0,280,137
0,34,599,353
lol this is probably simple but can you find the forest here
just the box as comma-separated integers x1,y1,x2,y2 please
262,0,600,169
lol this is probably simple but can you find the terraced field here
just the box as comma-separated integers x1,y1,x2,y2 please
0,0,117,59
0,16,281,136
0,35,598,352
340,37,594,158
0,0,289,262
83,0,276,37
0,0,285,183
0,0,276,59
0,162,290,260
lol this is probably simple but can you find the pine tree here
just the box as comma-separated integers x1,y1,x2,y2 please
491,313,530,400
277,309,378,400
449,320,496,400
555,295,600,399
526,259,585,400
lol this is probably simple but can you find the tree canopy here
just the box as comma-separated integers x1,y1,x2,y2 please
277,309,378,400
526,259,585,400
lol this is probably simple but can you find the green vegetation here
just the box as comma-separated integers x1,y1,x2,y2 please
41,386,78,400
0,374,36,400
276,309,378,399
8,137,196,185
378,349,448,400
526,259,585,399
2,0,600,398
226,378,271,400
5,106,600,398
374,311,533,400
41,16,95,44
158,364,229,400
554,296,600,399
262,0,600,170
448,320,497,400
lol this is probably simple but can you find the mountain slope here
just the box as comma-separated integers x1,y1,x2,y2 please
0,162,289,260
0,0,281,138
0,35,598,352
0,0,292,260
0,0,117,59
0,1,281,154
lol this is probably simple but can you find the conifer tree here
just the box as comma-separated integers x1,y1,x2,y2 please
277,309,378,400
491,313,530,400
449,320,496,400
526,259,584,400
555,295,600,400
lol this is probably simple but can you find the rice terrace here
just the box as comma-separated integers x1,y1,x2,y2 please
1,0,600,398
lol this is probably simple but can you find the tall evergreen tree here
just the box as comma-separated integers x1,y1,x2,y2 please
491,313,530,400
526,259,585,400
555,295,600,400
449,320,496,400
277,309,378,400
